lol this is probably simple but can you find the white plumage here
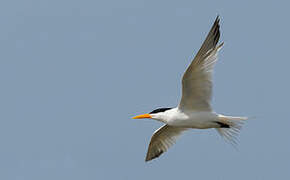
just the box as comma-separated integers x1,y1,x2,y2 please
133,16,247,162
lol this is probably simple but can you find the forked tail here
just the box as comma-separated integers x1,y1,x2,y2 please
216,115,248,146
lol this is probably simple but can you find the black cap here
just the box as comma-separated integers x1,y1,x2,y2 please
149,108,172,114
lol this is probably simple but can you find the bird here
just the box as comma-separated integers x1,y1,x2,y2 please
132,16,247,162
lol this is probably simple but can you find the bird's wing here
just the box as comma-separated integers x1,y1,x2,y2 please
179,16,223,111
145,125,187,162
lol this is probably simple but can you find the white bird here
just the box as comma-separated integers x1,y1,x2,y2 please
133,16,247,162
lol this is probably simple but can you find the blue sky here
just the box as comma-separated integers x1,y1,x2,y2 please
0,0,289,179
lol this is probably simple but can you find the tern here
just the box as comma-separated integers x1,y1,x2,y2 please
133,16,247,162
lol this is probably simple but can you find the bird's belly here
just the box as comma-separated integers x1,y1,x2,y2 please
168,111,219,129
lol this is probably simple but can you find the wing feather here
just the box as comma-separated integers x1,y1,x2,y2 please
145,125,187,162
179,16,223,111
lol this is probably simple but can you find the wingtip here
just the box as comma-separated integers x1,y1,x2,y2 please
145,149,163,162
215,15,220,23
145,156,152,162
145,152,151,162
144,154,156,162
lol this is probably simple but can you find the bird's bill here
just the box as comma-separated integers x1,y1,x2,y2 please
132,114,152,119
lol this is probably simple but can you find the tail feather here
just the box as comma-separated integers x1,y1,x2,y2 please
216,115,247,146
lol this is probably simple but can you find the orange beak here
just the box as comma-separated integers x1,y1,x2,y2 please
132,114,152,119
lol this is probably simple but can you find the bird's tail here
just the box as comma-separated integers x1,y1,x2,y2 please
216,115,248,146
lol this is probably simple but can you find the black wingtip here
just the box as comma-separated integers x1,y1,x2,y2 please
216,15,220,20
145,149,163,162
215,15,220,23
212,16,221,45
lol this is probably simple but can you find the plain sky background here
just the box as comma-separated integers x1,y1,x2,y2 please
0,0,289,179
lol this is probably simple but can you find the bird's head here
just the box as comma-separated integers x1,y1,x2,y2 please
132,108,172,122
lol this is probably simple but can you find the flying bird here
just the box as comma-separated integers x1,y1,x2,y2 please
133,16,247,162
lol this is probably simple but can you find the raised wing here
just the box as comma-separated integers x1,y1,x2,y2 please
145,125,187,162
179,16,223,111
